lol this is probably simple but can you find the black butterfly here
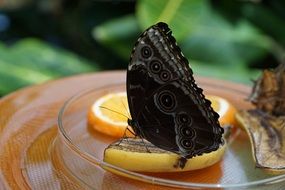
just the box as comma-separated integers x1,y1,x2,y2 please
126,22,224,168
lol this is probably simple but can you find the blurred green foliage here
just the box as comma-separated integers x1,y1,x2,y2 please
0,0,284,96
0,39,98,94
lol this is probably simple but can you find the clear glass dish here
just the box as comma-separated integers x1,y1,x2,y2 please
55,82,285,189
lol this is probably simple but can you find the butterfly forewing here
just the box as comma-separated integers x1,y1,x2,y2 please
127,22,224,159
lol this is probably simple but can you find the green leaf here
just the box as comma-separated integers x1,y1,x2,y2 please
92,15,141,60
136,0,271,81
242,4,285,45
137,0,272,68
190,60,260,84
11,39,98,76
0,61,34,94
93,0,270,83
181,20,272,67
0,39,99,95
137,0,208,41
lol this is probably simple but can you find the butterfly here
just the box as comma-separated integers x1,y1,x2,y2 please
126,22,224,168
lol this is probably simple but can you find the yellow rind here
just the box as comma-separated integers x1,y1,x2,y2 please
103,139,226,172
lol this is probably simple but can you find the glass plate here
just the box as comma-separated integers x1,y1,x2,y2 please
54,82,285,189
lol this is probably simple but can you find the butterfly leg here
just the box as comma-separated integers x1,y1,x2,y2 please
117,126,135,146
116,135,125,146
126,126,136,136
139,138,151,153
126,126,136,144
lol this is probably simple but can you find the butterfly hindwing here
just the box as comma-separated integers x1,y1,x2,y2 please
127,22,224,161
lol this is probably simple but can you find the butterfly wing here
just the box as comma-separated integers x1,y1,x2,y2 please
127,22,224,158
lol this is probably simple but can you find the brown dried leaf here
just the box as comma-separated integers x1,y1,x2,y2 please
249,63,285,116
236,110,285,173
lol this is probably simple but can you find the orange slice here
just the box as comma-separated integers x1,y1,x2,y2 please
207,95,237,126
87,92,133,137
88,92,236,137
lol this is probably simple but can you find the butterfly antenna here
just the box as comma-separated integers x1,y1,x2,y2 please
99,106,129,119
120,98,131,119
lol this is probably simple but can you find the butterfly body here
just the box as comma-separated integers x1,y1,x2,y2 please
127,22,224,168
